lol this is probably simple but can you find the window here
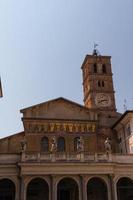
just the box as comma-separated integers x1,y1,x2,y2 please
102,64,106,73
41,137,49,152
102,81,104,87
98,81,101,87
93,63,97,73
57,137,65,152
98,80,104,87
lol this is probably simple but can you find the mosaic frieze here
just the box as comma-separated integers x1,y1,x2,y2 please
25,122,96,134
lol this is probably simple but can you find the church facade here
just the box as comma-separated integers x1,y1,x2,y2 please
0,50,133,200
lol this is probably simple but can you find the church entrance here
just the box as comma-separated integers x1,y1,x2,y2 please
117,177,133,200
57,178,79,200
26,178,49,200
0,178,15,200
87,177,108,200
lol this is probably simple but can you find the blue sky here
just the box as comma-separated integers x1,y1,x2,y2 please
0,0,133,138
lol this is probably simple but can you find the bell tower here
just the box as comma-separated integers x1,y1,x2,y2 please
81,48,116,113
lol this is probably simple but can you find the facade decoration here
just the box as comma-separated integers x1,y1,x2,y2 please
50,136,57,152
25,122,96,134
76,136,84,152
104,137,112,154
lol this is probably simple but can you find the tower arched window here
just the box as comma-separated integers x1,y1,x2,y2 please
57,137,65,152
98,80,101,87
41,137,49,152
93,63,97,73
102,64,106,73
102,81,105,87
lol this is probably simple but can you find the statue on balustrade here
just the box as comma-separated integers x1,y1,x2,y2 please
104,137,112,153
50,136,57,152
20,139,27,152
77,137,84,152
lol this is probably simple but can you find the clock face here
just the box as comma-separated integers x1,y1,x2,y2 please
95,93,111,107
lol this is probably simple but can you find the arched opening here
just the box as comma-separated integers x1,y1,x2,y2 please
57,178,79,200
87,177,108,200
117,177,133,200
57,137,65,152
26,178,49,200
102,64,106,73
0,178,15,200
41,137,49,152
98,80,101,87
102,80,105,87
93,63,97,73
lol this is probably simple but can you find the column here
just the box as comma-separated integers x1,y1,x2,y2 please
80,175,87,200
78,176,82,200
108,174,116,200
51,175,57,200
20,177,26,200
15,178,20,200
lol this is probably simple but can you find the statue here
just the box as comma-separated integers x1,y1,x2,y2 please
104,138,111,153
50,136,57,152
20,139,27,152
77,137,84,152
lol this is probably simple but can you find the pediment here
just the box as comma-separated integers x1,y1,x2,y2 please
21,97,97,121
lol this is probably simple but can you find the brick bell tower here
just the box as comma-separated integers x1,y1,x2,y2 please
81,46,119,126
81,47,116,111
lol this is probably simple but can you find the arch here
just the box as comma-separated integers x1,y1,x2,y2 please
26,178,49,200
57,177,79,200
57,137,65,152
41,136,49,152
93,63,97,73
98,80,101,87
102,80,105,87
0,178,15,200
87,177,108,200
102,64,107,73
117,177,133,200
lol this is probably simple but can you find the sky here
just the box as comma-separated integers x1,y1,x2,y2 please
0,0,133,138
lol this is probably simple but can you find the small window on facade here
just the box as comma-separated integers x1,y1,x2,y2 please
41,137,49,152
102,81,105,87
93,63,97,73
57,137,65,152
74,137,80,151
102,64,106,73
98,81,101,87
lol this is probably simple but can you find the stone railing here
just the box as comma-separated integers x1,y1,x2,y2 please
1,152,133,164
21,152,133,164
0,153,20,164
